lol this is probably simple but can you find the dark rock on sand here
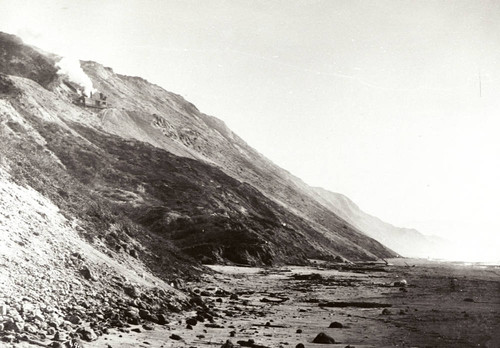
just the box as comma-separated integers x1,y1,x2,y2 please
80,327,98,341
237,339,255,347
221,340,235,348
329,321,343,328
157,314,168,325
313,332,336,344
186,317,198,326
205,323,224,328
170,334,182,340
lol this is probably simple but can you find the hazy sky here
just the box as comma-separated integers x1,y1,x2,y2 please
1,0,499,262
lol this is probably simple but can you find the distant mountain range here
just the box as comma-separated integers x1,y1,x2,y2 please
312,188,448,258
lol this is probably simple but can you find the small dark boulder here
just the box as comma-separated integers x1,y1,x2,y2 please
170,334,182,340
296,344,305,348
186,317,198,326
329,321,343,328
157,314,168,325
312,332,336,344
80,266,95,281
124,285,141,298
139,309,151,320
221,340,235,348
80,327,98,342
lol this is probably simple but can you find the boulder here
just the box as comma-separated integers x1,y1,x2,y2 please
170,334,182,340
67,314,82,325
221,340,235,348
186,317,197,326
123,285,141,298
138,309,151,320
329,321,343,328
80,327,98,341
312,332,336,344
80,266,96,281
157,314,168,325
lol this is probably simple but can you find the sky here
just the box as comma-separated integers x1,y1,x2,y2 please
1,0,499,262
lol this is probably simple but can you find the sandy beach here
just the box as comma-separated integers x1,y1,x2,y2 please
81,259,500,348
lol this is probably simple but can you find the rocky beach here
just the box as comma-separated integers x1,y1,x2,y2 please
3,259,498,348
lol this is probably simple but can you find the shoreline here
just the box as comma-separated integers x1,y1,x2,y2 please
73,260,500,348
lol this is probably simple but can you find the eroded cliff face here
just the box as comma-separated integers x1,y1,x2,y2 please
1,32,396,269
0,32,401,344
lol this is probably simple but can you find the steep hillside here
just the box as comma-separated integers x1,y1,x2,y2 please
0,33,396,266
0,32,58,89
312,187,448,258
77,61,399,259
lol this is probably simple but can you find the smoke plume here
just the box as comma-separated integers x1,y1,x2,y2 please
56,57,96,96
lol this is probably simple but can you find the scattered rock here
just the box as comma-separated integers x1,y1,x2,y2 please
382,308,392,315
124,285,141,298
170,334,182,340
67,314,82,325
157,314,168,325
186,317,198,326
393,280,407,287
54,331,67,341
80,266,96,281
80,327,98,341
139,309,151,320
221,340,235,348
237,339,255,347
296,329,302,333
205,323,224,328
312,332,336,344
329,321,343,328
296,344,305,348
293,273,323,281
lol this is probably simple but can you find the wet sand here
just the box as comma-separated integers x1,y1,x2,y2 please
87,259,500,348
